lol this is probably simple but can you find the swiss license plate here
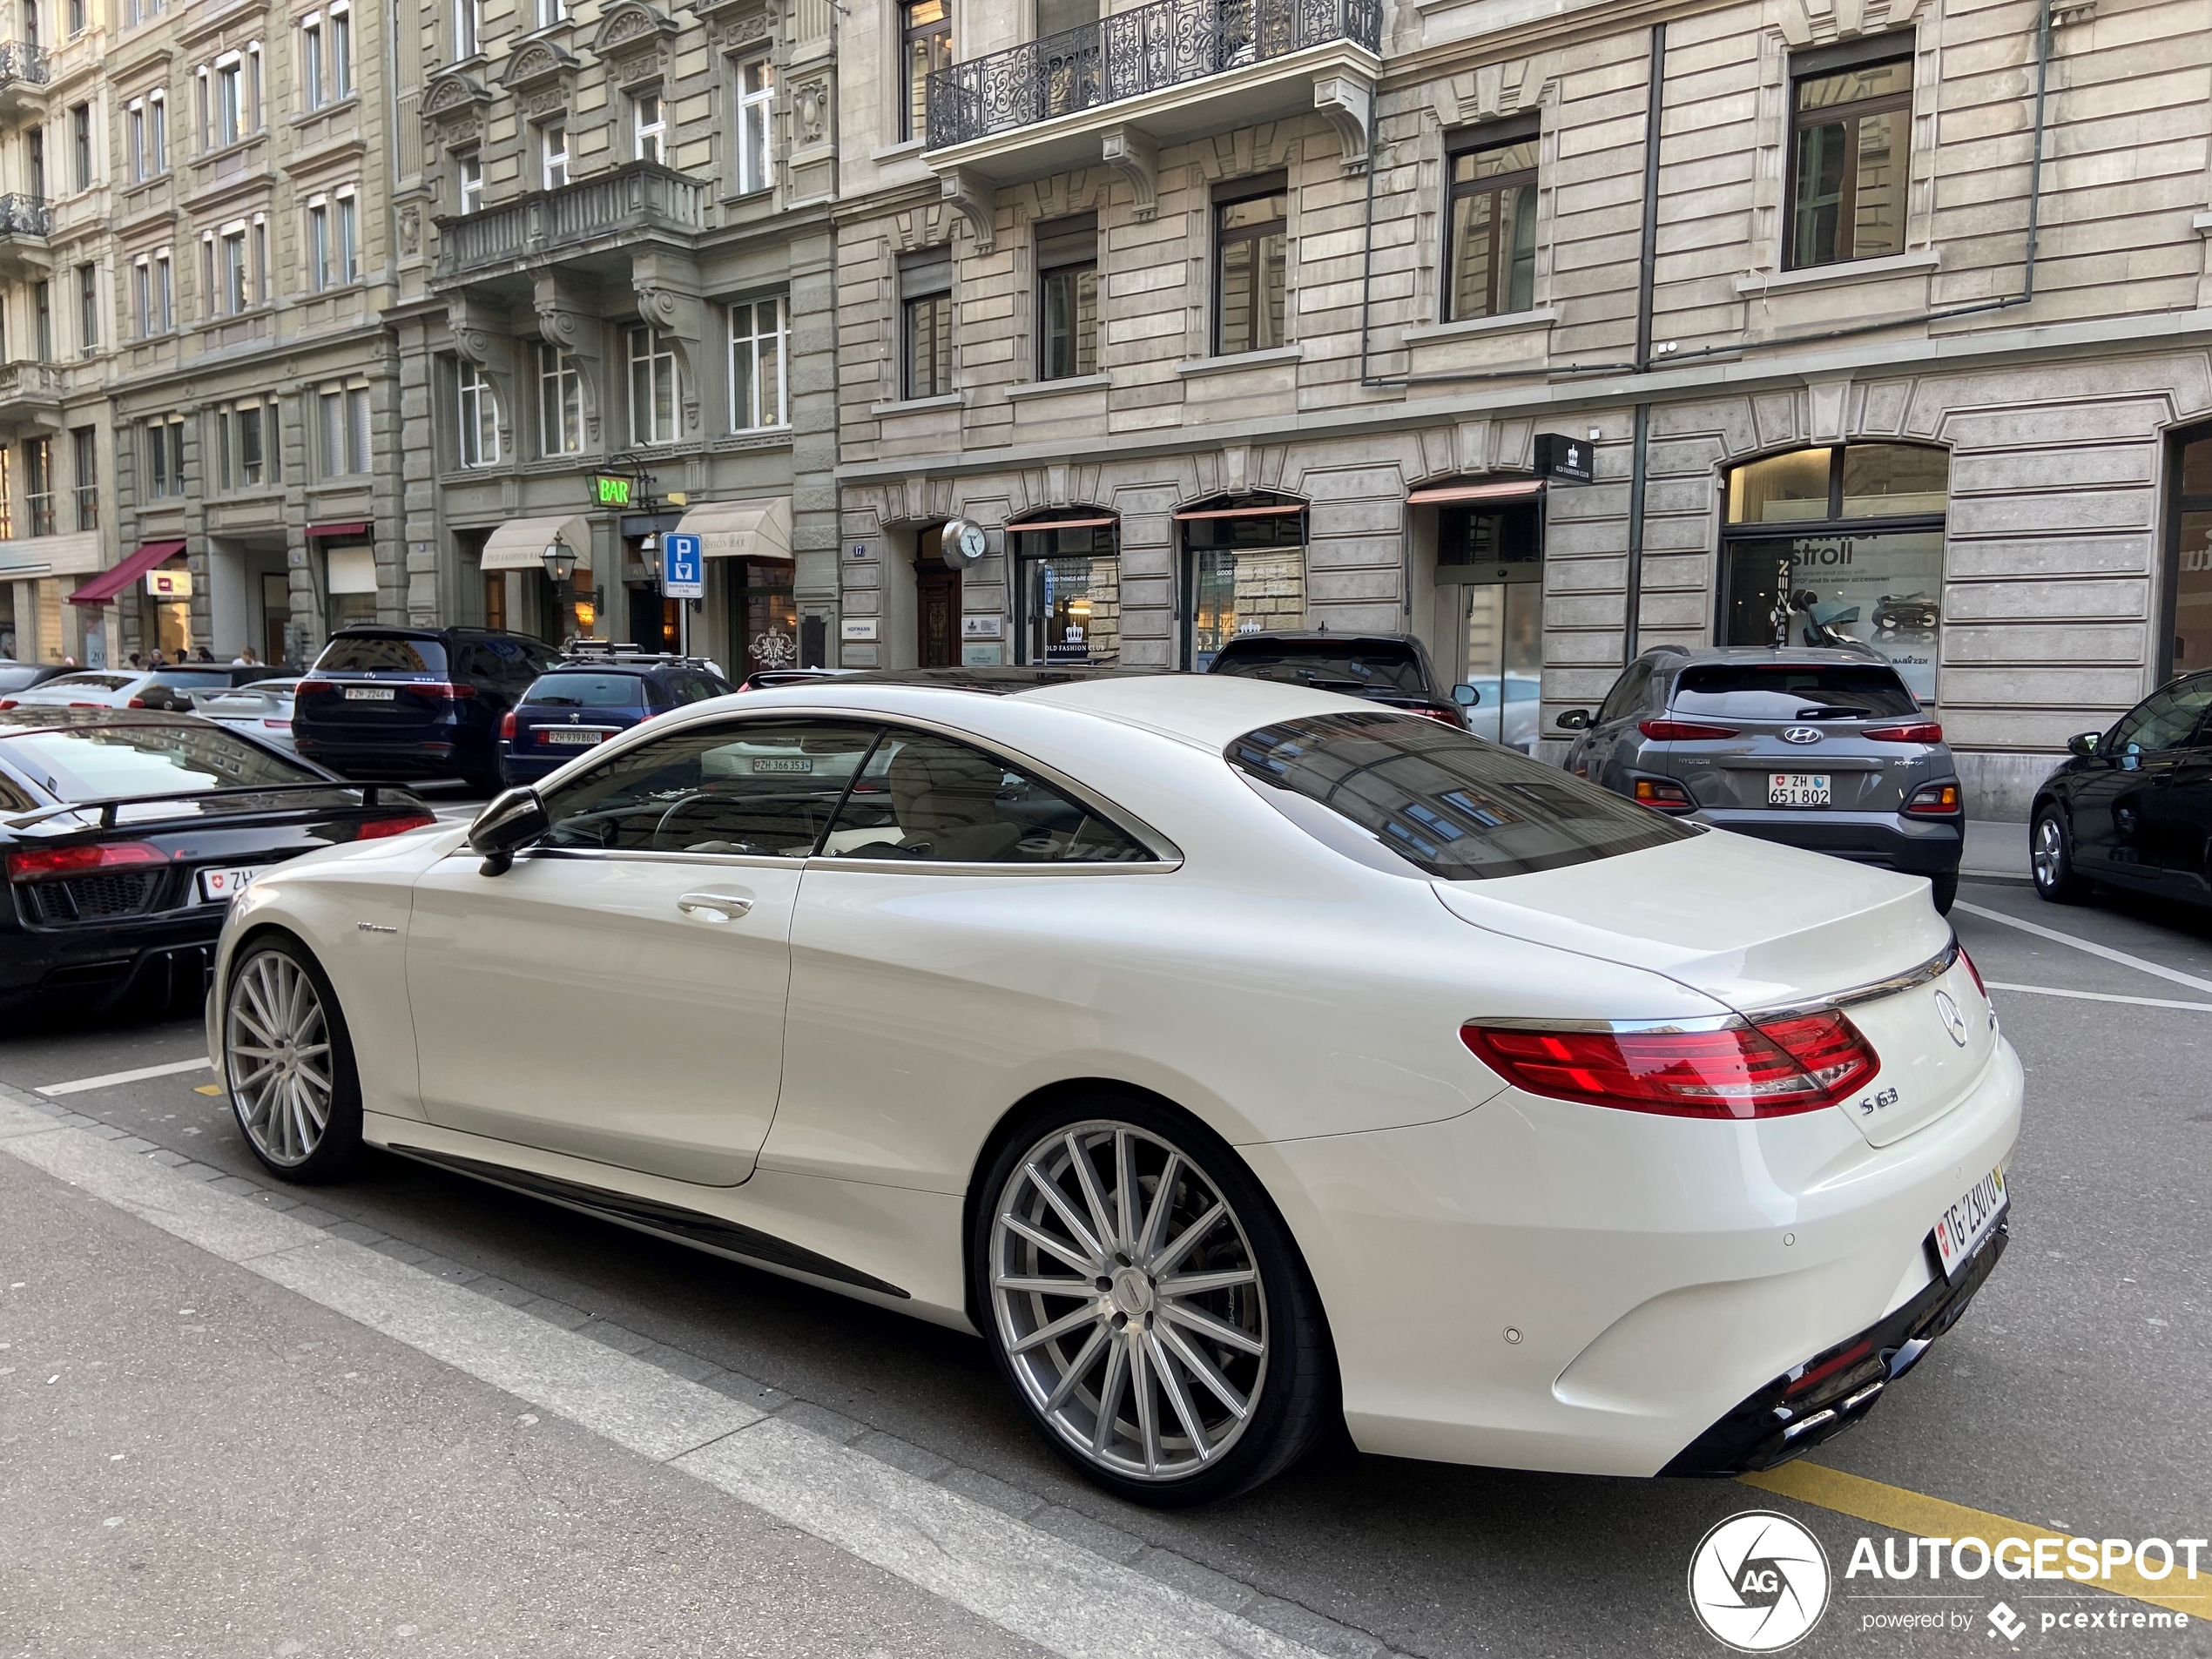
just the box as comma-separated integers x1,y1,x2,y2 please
343,686,395,701
1769,772,1831,806
1932,1164,2007,1280
752,757,813,773
544,728,603,745
199,866,260,902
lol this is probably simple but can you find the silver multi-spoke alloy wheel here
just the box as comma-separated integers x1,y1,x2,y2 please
2032,814,2064,889
225,947,336,1167
988,1121,1268,1483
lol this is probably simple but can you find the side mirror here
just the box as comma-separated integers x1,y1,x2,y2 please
1452,684,1480,708
1555,708,1593,732
2067,732,2101,759
469,786,549,876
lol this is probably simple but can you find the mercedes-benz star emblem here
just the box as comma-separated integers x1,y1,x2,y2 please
1782,727,1824,745
1933,988,1969,1048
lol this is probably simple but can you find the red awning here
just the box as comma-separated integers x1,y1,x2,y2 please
1009,516,1116,531
1406,480,1544,505
66,540,186,608
1171,503,1305,521
307,521,371,539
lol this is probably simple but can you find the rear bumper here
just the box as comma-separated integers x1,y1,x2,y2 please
498,750,576,786
1694,809,1962,876
295,737,469,780
0,913,223,1013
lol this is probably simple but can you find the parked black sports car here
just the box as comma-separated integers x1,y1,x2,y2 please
1,708,434,1017
2030,669,2212,905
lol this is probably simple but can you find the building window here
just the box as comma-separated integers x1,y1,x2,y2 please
222,227,248,312
66,0,81,35
626,325,678,445
70,426,94,530
302,15,325,110
335,192,358,284
213,58,245,147
456,361,499,468
454,0,479,59
1013,512,1119,665
1179,496,1307,669
2168,430,2212,679
901,0,950,143
126,101,146,182
631,89,665,165
154,250,172,330
148,94,166,174
74,261,95,353
1720,443,1948,701
535,0,568,25
536,341,582,455
23,435,53,536
727,295,786,430
456,150,482,214
331,3,353,98
69,101,90,191
132,259,151,335
736,55,773,193
215,398,279,490
1444,122,1538,321
540,121,568,190
1787,40,1912,270
1035,216,1096,381
1213,181,1286,355
143,417,185,498
900,246,952,399
32,278,50,359
319,385,371,475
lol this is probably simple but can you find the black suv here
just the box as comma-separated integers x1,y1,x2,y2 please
293,627,561,790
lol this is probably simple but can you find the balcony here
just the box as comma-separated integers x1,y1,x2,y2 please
0,194,50,278
0,40,48,122
0,361,60,427
433,162,708,285
923,0,1380,223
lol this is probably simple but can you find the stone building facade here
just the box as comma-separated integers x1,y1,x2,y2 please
396,0,840,678
830,0,2212,816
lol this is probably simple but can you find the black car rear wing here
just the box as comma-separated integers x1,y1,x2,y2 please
4,781,428,834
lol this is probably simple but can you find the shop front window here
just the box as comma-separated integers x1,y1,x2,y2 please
1178,497,1306,671
1720,442,1947,703
1011,513,1118,665
726,556,797,678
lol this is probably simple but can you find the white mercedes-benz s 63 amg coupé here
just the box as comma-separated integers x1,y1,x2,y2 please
207,668,2018,1506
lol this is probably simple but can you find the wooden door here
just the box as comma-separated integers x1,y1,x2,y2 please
917,562,960,669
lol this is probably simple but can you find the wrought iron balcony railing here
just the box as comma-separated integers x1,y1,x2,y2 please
924,0,1379,151
0,193,51,235
0,40,49,89
435,162,706,280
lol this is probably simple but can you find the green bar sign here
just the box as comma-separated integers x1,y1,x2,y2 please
592,475,633,508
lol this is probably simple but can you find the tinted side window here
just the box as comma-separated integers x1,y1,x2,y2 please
1595,660,1654,725
821,728,1153,864
538,719,879,856
2109,682,2212,756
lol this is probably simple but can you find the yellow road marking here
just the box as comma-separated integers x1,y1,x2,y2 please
1743,1462,2207,1616
193,1083,226,1096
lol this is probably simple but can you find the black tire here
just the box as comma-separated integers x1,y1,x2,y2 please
970,1089,1339,1507
2031,807,2092,905
220,934,363,1184
1928,873,1958,915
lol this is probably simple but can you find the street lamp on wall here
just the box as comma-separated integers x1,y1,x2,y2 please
542,534,603,639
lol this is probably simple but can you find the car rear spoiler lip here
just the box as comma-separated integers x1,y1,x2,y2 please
4,781,429,833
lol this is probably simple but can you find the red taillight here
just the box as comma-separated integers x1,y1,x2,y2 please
1638,719,1738,741
415,682,475,700
1633,777,1697,813
1904,781,1961,816
1959,946,1986,997
1865,722,1943,744
1407,705,1461,725
355,813,435,840
1460,1009,1878,1119
263,718,289,728
499,710,517,740
294,680,338,698
0,699,15,710
6,841,168,882
125,697,150,709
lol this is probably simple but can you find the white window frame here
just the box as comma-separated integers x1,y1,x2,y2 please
193,66,210,152
132,256,151,335
456,149,482,215
220,222,248,314
454,0,479,59
153,248,172,331
335,188,358,285
307,197,330,290
300,14,325,111
199,231,215,317
540,120,568,190
736,54,774,196
252,213,269,305
148,92,166,173
329,2,353,98
626,325,677,447
213,54,243,147
726,296,787,430
456,360,498,469
631,88,665,165
125,98,145,182
534,0,568,27
536,341,583,455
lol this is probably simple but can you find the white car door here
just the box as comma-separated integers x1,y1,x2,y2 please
405,716,880,1186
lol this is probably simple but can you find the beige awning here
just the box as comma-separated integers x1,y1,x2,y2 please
481,514,591,573
682,496,792,561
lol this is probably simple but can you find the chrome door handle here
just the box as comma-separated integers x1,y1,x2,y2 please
676,890,754,921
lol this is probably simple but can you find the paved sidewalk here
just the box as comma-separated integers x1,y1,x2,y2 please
1963,819,2030,886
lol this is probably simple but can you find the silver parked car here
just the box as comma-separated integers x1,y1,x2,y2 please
1558,645,1965,912
189,678,301,756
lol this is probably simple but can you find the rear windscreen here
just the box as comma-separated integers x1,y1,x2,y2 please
1227,711,1694,880
314,637,448,677
524,672,648,708
1670,664,1918,720
1209,642,1426,698
1,723,319,801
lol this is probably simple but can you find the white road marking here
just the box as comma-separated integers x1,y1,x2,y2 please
0,1089,1325,1659
1985,981,2212,1013
35,1057,213,1097
1953,900,2212,997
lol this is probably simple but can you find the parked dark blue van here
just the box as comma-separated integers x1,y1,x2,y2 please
498,652,734,786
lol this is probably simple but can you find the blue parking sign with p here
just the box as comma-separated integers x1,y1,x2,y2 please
663,532,704,599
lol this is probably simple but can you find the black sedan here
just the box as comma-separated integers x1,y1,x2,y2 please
1,708,434,1018
2030,669,2212,904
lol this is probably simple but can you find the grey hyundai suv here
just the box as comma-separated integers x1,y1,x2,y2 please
1558,645,1966,912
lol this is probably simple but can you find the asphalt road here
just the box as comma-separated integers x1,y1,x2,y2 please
3,872,2208,1658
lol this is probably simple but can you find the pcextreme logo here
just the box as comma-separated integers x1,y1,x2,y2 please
1688,1511,1832,1651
